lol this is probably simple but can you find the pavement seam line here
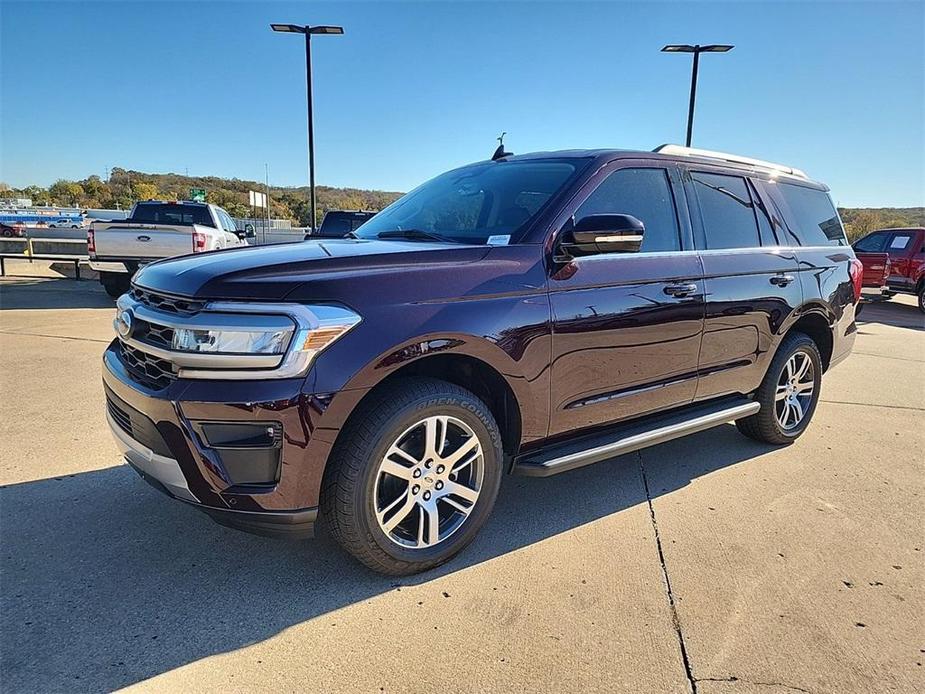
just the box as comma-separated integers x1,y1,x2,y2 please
851,351,925,363
698,676,811,693
639,452,697,694
820,399,925,412
0,329,110,344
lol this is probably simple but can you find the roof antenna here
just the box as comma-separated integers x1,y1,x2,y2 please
491,131,512,161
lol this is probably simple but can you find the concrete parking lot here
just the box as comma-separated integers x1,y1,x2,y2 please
1,267,922,694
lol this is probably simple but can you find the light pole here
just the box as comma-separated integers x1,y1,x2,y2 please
271,23,344,233
661,44,734,147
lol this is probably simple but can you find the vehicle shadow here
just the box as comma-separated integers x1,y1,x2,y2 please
0,277,114,310
857,298,924,331
0,424,776,692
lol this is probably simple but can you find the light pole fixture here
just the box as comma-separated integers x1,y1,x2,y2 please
271,23,344,232
661,44,734,147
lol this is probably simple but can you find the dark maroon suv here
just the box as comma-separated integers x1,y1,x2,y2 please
103,145,861,574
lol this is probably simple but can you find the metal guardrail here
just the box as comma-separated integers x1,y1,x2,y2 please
0,237,89,280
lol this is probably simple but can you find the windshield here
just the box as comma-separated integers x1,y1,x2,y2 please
355,159,582,244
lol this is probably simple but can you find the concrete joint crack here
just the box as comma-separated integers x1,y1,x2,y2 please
697,676,811,693
639,453,697,694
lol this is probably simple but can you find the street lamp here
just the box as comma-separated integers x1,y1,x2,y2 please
661,44,734,147
271,23,344,232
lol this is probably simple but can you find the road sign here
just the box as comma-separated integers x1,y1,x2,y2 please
189,187,206,202
248,190,267,208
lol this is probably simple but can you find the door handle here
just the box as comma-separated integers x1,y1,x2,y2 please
663,283,698,297
770,275,795,287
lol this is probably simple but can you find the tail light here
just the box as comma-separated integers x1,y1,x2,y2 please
192,231,207,253
849,258,863,302
87,229,95,255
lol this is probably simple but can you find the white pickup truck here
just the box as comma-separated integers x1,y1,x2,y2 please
88,201,253,297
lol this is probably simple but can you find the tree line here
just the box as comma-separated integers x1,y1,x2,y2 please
1,170,922,238
0,168,402,228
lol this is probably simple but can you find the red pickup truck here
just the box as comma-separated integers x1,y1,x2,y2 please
853,227,925,313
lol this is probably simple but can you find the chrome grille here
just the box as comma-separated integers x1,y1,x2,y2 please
138,321,174,349
130,286,206,315
119,342,177,390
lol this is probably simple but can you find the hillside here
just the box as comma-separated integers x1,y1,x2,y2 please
2,169,403,228
2,171,922,238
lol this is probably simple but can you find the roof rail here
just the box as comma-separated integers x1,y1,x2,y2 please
653,144,808,179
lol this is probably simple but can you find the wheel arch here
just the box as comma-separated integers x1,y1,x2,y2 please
329,347,525,463
779,304,834,371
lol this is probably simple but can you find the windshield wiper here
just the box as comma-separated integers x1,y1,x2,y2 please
376,229,457,243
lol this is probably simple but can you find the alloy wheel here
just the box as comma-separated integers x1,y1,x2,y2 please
373,415,484,549
775,351,815,430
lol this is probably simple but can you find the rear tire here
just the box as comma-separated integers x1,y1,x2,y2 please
320,377,503,575
736,332,822,445
917,286,925,314
100,272,131,299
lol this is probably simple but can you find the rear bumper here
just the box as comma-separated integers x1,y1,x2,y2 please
89,260,130,273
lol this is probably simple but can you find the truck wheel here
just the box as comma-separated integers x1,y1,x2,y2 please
736,332,822,445
100,272,131,299
321,377,503,575
918,287,925,314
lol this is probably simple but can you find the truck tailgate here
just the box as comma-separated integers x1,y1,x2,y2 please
92,222,195,259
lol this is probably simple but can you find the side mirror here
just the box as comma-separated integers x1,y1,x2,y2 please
562,214,645,256
239,224,256,240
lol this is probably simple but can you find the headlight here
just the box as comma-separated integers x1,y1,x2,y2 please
172,327,291,354
116,296,361,380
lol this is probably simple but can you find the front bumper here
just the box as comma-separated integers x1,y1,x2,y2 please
103,340,368,539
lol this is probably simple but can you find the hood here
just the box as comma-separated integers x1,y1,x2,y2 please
133,238,491,300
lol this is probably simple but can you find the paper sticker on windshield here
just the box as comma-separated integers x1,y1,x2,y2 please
487,235,510,246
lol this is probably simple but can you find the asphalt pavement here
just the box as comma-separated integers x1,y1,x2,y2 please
0,271,922,693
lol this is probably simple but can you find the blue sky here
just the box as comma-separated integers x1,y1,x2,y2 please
1,1,923,207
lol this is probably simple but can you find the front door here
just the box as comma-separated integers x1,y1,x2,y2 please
548,162,705,437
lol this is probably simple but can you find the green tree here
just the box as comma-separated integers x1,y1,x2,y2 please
131,181,159,201
49,180,84,206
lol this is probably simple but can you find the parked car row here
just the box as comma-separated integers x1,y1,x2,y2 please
102,144,861,575
852,227,925,313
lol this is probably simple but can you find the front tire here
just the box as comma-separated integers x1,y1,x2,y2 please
321,377,503,575
736,332,822,445
917,286,925,314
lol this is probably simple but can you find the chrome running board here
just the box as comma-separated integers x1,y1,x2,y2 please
513,397,760,477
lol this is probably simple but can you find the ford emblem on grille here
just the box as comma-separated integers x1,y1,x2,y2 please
115,308,134,338
137,235,151,242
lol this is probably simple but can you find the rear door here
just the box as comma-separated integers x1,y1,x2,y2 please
684,168,803,400
852,231,892,287
882,230,920,288
548,160,705,436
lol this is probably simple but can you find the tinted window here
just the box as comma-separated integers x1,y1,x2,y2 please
854,232,889,252
777,183,845,246
356,160,582,244
576,168,680,252
691,172,760,250
131,203,214,227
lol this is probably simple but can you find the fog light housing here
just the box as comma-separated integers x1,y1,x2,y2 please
192,421,283,486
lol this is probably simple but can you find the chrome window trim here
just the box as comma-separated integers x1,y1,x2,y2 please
566,245,841,262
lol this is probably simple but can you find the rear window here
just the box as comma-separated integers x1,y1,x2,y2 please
130,203,215,227
777,183,845,246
